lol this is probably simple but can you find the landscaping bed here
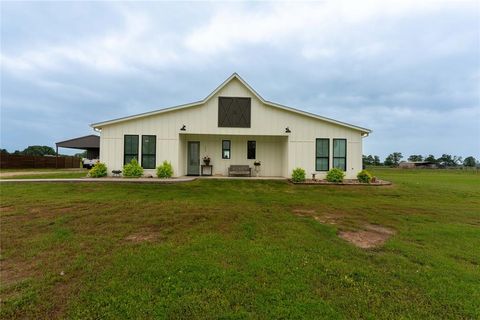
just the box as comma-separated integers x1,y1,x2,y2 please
290,178,391,185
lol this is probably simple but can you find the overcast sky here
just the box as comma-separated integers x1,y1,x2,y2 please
1,1,479,159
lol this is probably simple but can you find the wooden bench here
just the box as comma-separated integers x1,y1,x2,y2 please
228,165,252,177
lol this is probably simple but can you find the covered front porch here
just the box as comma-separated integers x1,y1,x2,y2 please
178,133,288,177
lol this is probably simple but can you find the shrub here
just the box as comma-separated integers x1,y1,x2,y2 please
156,161,173,178
89,162,107,178
291,167,306,182
123,158,143,178
326,168,345,183
357,170,373,183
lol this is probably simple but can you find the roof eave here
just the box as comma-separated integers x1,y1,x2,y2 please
90,100,203,129
265,100,372,134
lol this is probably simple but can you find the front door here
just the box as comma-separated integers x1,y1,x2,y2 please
187,141,200,175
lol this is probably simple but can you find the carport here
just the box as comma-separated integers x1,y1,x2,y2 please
55,135,100,168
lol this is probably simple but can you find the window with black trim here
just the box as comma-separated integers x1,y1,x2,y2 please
315,138,329,171
333,139,347,171
141,135,156,169
222,140,231,159
124,135,139,165
247,141,256,159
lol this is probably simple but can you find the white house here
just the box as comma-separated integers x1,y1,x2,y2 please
91,73,371,179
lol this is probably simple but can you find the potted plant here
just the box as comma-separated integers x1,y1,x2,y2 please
203,156,211,166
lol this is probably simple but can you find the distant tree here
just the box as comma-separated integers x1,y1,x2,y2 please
384,152,403,167
384,156,393,166
408,155,423,162
0,148,8,154
363,155,375,166
363,155,382,166
437,154,457,167
362,155,370,166
22,145,56,156
367,155,374,165
12,150,22,155
453,156,463,166
74,150,87,158
424,154,437,163
395,152,403,163
463,156,477,167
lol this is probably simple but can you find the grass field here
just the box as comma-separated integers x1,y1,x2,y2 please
0,169,479,319
0,169,88,180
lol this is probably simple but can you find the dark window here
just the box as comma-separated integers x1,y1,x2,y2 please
218,97,251,127
124,135,139,165
333,139,347,171
222,140,231,159
247,141,256,159
315,139,329,171
141,135,156,169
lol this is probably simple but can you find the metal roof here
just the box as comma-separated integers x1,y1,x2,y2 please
56,135,100,149
90,73,372,134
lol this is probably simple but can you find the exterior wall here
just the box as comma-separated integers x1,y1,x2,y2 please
98,77,366,178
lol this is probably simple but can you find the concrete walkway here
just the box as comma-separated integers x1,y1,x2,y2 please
196,176,287,180
1,176,288,183
0,177,196,183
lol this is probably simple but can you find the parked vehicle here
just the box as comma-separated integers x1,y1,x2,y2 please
82,158,99,169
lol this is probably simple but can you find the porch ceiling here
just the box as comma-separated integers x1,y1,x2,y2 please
179,132,289,137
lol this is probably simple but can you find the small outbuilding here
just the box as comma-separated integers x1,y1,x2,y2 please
399,161,437,169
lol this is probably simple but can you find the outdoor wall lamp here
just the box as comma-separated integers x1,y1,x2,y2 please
180,125,186,131
285,127,291,133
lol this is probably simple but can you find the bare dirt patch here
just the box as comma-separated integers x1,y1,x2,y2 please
0,206,15,213
313,213,346,225
292,209,316,216
292,208,345,226
0,258,36,287
339,224,395,249
124,230,159,243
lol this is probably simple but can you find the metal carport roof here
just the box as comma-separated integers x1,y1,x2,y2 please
56,135,99,150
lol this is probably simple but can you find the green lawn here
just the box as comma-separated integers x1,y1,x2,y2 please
1,172,88,180
0,169,88,180
0,169,479,319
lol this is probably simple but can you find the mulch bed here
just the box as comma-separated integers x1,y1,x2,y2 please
290,179,391,186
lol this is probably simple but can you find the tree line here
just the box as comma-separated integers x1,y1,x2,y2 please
0,145,85,157
363,153,478,167
1,145,56,156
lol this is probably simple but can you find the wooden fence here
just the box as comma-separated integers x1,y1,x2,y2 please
0,154,81,169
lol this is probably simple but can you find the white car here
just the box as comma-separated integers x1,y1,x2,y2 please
82,158,99,169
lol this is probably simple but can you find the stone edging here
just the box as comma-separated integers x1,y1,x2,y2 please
289,179,392,186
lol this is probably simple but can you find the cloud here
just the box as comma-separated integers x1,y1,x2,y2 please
1,5,182,75
1,1,479,158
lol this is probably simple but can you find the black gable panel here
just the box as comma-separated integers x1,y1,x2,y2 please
218,97,251,128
